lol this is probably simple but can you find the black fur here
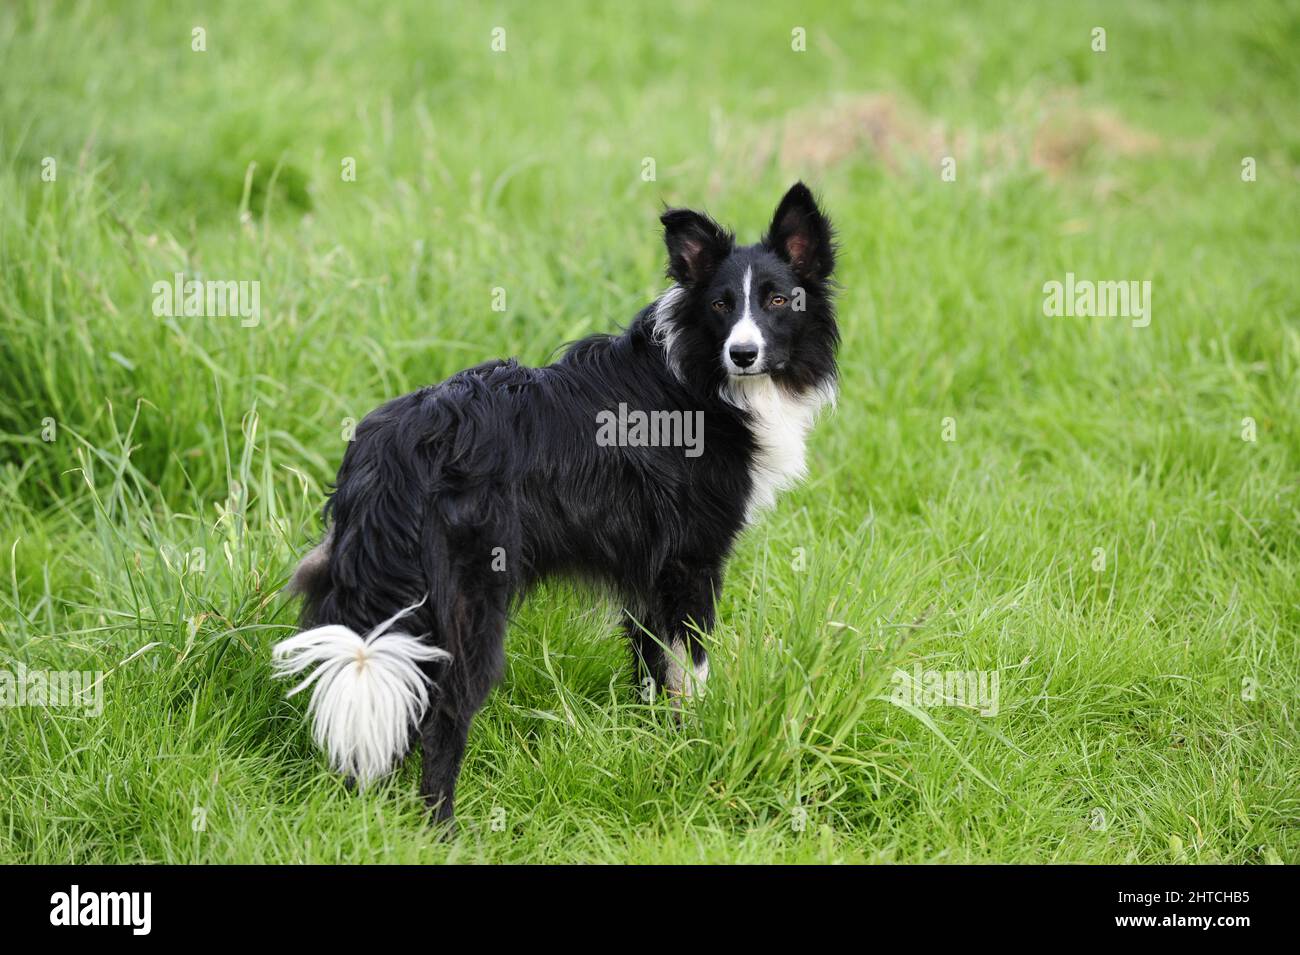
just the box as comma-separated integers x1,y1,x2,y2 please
291,182,838,825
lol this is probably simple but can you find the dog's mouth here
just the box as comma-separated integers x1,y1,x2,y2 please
722,353,768,377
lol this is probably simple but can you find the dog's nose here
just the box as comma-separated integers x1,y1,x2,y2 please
729,344,759,369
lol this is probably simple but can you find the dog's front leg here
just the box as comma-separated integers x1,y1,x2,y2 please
630,559,720,702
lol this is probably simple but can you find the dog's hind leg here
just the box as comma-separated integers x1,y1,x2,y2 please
418,589,508,829
418,708,471,830
285,528,333,624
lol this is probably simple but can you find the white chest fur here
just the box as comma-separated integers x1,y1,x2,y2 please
721,376,834,522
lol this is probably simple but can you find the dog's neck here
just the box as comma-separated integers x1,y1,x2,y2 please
720,374,835,522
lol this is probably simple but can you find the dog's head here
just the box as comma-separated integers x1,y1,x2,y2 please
653,182,838,397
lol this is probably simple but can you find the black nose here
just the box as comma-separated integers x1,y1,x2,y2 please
729,344,759,369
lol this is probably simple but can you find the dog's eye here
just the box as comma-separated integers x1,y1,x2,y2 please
769,295,788,308
711,299,729,313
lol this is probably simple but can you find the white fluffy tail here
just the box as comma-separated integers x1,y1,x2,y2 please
271,599,451,786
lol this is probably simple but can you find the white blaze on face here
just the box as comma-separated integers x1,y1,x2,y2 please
723,265,765,375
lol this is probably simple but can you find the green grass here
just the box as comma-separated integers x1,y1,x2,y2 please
1,0,1297,863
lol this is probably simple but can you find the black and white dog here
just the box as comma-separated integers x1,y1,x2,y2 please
274,183,838,825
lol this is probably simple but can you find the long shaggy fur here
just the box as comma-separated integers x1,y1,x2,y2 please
274,182,839,825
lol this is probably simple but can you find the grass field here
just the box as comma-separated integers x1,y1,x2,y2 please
1,0,1297,863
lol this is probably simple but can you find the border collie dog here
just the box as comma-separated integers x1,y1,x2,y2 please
274,182,838,825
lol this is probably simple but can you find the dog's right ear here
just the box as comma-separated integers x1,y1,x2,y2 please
661,208,733,288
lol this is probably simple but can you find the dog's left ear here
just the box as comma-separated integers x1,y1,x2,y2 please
766,182,835,282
